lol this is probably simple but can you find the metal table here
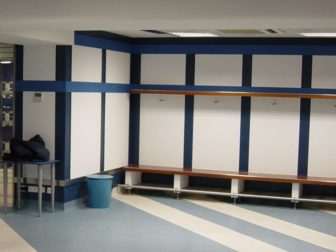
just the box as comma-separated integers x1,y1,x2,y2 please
1,160,59,217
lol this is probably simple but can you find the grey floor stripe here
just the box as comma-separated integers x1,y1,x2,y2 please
146,192,334,252
0,198,229,252
240,202,336,236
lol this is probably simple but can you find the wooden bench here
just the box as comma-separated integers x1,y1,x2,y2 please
120,165,336,207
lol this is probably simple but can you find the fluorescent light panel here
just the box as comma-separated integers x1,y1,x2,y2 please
0,60,12,64
301,33,336,37
168,32,218,37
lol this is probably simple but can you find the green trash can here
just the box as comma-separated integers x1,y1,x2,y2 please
87,174,113,208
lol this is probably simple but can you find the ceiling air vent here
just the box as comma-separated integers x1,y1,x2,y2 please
216,29,265,35
142,30,169,35
263,28,286,34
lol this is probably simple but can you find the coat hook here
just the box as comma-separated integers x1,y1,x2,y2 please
159,98,165,103
272,101,277,106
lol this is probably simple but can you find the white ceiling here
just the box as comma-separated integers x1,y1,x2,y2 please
1,0,336,44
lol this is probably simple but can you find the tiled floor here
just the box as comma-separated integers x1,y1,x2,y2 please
1,189,336,252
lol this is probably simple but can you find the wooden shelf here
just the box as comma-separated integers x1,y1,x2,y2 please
130,89,336,99
124,165,336,186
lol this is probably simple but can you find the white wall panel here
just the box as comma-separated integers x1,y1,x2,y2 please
104,93,130,170
106,50,130,84
23,45,55,81
140,94,184,167
308,100,336,177
22,92,55,179
193,96,241,171
249,98,300,175
71,45,102,82
141,54,185,85
195,55,242,86
252,55,301,87
312,56,336,89
71,93,101,179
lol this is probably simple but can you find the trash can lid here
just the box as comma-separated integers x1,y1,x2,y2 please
87,174,113,180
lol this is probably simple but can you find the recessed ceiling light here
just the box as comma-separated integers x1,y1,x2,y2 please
168,32,218,37
0,60,12,64
301,33,336,37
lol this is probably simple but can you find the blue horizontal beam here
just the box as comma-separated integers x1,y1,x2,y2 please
75,34,132,53
16,81,67,92
74,32,336,55
133,44,336,55
67,82,133,92
16,81,134,93
136,84,336,95
14,81,336,95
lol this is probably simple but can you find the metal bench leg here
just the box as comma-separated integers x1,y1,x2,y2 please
293,201,298,210
16,163,22,209
3,162,8,213
51,163,55,213
38,165,42,217
233,197,238,205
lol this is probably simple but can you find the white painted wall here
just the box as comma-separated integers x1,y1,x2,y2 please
23,45,55,81
312,56,336,89
252,55,302,87
71,45,102,82
71,93,101,179
141,54,186,85
106,50,130,84
104,93,130,170
195,55,242,86
193,96,241,171
308,99,336,177
249,98,300,175
139,94,184,167
22,92,55,179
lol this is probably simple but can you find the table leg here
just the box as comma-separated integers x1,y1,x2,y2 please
3,162,8,213
38,165,42,217
16,163,21,209
51,163,55,212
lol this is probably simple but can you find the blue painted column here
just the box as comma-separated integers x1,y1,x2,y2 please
14,45,23,140
100,49,106,171
55,46,72,181
128,54,141,165
184,54,195,169
239,55,252,172
298,55,312,176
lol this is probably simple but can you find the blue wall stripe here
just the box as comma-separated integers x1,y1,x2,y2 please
100,49,106,172
298,55,312,176
55,46,72,180
128,54,141,165
184,54,195,169
14,45,23,140
239,55,252,172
